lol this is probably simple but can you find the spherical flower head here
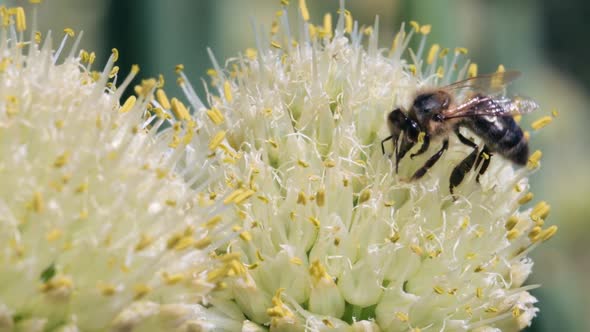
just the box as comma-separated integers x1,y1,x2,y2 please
0,6,227,331
162,1,559,331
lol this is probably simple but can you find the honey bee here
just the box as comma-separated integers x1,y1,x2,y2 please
381,70,538,195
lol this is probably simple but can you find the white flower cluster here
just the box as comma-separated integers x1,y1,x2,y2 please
0,6,235,332
160,1,557,331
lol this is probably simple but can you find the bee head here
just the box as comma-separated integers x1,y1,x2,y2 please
412,91,450,123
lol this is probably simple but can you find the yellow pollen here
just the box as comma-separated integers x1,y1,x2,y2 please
395,312,409,322
316,189,325,207
170,98,191,121
98,283,117,296
120,95,136,113
524,131,531,141
53,151,70,168
541,225,558,241
245,48,257,59
32,191,44,213
74,181,88,194
63,28,75,37
239,231,252,241
309,259,330,282
436,66,444,78
162,272,185,285
485,307,499,313
133,284,151,300
155,168,168,179
323,159,336,168
358,189,371,204
468,63,478,78
410,244,423,256
88,52,96,65
420,24,431,35
507,229,521,241
388,231,400,243
131,64,140,74
40,275,73,293
297,159,309,168
363,26,373,35
156,89,171,109
224,81,233,102
439,48,449,57
308,216,320,228
513,307,522,318
299,0,309,21
433,286,445,294
527,150,542,169
531,116,553,130
175,64,184,73
297,191,307,205
281,0,289,5
109,66,119,78
528,226,542,242
34,31,41,44
518,192,534,205
552,109,559,117
476,287,483,299
323,13,332,38
530,201,550,221
271,41,282,49
206,108,225,125
409,21,420,32
497,64,506,73
45,228,62,242
455,47,469,54
14,7,25,32
290,257,303,265
135,234,154,251
344,10,353,33
505,216,519,230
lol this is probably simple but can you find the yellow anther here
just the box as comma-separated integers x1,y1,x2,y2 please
512,307,522,318
531,116,553,130
175,64,184,73
388,231,400,243
438,48,449,58
408,64,416,75
433,286,445,294
297,159,309,168
410,244,423,256
34,31,41,44
131,64,140,74
297,191,307,205
162,272,185,285
506,229,520,241
419,24,431,35
476,287,483,299
108,66,119,78
281,0,290,5
245,48,257,60
155,168,168,179
323,159,336,168
74,181,88,194
88,52,96,65
209,131,226,150
497,64,506,73
358,189,371,204
165,199,177,207
468,63,478,78
518,192,534,205
14,7,25,32
224,81,233,102
409,21,420,32
134,234,154,251
455,47,469,55
363,26,373,35
170,98,191,121
530,201,550,221
528,226,542,242
466,252,477,260
524,131,531,141
240,231,252,241
98,283,116,296
485,307,499,313
133,284,151,300
270,41,282,49
207,108,225,125
40,275,73,293
156,89,171,109
316,189,325,207
540,225,558,242
342,177,349,187
299,0,309,21
395,312,409,322
309,259,330,282
45,228,62,242
323,13,332,38
308,216,320,228
53,151,70,168
120,96,136,113
63,28,75,37
427,44,440,64
552,109,559,117
31,191,44,213
290,257,303,265
344,10,353,33
527,150,542,169
505,216,519,230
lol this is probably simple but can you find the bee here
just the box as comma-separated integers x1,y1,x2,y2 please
381,70,539,195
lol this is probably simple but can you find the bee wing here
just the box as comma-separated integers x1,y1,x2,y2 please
445,70,522,95
441,95,539,120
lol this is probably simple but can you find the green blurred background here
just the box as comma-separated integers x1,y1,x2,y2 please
11,0,590,330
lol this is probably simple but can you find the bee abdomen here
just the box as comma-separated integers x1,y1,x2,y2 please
466,116,529,166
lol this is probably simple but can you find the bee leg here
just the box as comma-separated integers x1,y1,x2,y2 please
411,139,449,180
474,145,493,183
455,129,478,149
396,134,415,174
449,148,479,197
410,134,430,159
381,135,394,155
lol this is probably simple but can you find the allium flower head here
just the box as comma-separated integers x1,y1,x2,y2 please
165,1,557,331
0,5,229,331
